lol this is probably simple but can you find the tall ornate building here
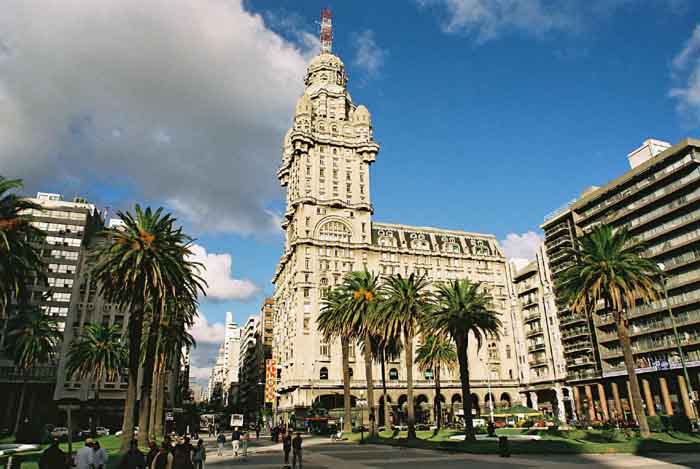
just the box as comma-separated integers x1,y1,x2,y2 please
272,12,521,425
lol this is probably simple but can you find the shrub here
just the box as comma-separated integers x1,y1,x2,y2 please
646,415,665,433
521,419,535,428
667,414,692,433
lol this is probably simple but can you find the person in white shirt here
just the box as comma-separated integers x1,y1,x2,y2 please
92,440,108,469
75,439,94,469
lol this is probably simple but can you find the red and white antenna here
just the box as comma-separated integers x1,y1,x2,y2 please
320,8,332,54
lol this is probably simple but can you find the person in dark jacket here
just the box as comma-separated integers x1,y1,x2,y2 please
120,439,146,469
146,440,159,469
39,438,67,469
282,431,292,467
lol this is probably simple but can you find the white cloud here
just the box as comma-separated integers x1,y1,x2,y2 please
0,0,317,235
670,25,700,121
188,366,213,381
190,244,259,302
189,313,226,344
352,30,387,77
500,231,542,260
416,0,571,42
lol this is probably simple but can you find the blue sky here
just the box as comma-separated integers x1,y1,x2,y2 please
3,0,700,381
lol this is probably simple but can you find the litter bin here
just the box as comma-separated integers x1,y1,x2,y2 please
498,436,510,458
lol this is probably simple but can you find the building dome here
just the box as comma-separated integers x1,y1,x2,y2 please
307,53,345,72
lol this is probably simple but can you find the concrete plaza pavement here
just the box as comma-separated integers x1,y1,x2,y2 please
197,435,700,468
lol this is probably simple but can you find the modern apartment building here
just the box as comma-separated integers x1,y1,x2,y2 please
0,192,103,431
223,312,241,406
543,138,700,422
239,315,261,420
510,244,570,421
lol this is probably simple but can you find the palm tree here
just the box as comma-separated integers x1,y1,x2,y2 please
0,177,45,319
344,270,382,438
378,273,433,439
4,307,61,435
557,224,660,438
415,334,456,430
318,286,353,433
431,279,501,441
91,205,205,451
65,323,128,435
370,333,402,428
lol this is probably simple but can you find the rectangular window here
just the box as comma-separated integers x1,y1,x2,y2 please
303,287,310,298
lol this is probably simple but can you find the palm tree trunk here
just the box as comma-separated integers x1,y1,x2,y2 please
138,317,160,446
92,383,100,436
363,331,377,438
617,315,650,437
381,350,390,428
435,368,442,430
457,335,474,441
13,381,27,436
121,308,143,452
341,337,352,433
405,330,416,440
154,370,166,438
148,365,159,439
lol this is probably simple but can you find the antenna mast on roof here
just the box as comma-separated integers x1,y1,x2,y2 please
320,8,332,54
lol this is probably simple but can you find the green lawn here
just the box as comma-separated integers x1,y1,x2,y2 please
0,435,124,469
347,427,700,455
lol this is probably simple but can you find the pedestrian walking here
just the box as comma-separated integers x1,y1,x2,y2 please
172,443,194,469
75,438,94,469
192,439,206,469
151,441,174,469
146,441,159,469
282,431,292,468
241,429,249,458
231,428,241,457
255,425,260,440
292,433,303,469
216,431,225,456
120,440,146,469
39,438,67,469
93,440,108,469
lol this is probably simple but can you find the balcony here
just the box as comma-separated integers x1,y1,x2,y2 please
598,309,700,343
567,368,601,381
528,343,546,353
561,327,589,340
529,358,548,368
601,331,700,358
526,327,544,338
559,314,587,326
523,311,541,323
564,342,593,354
0,366,57,382
567,356,596,368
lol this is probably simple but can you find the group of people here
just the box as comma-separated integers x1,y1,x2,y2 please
124,436,207,469
39,438,108,469
215,427,250,457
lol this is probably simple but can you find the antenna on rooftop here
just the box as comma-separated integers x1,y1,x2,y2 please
320,8,332,54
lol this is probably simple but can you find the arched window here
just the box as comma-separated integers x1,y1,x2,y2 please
389,368,399,380
318,220,352,243
320,367,329,380
488,342,498,361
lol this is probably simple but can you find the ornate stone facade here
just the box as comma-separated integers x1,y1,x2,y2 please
271,44,522,423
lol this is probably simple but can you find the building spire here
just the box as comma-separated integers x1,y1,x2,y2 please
320,8,332,54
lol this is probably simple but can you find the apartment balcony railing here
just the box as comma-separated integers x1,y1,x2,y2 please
524,311,541,323
567,356,596,368
528,358,548,367
567,368,601,382
546,235,571,251
561,328,589,339
528,343,546,353
598,309,700,343
559,313,587,326
601,332,700,359
526,327,544,338
564,342,593,354
545,222,571,239
0,366,57,382
598,289,700,326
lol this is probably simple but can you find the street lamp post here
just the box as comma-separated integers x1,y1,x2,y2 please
479,356,495,423
658,263,699,425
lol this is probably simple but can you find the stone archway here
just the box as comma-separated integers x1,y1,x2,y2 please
470,393,480,417
499,392,512,409
378,395,393,427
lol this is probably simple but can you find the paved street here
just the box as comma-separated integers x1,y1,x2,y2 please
197,435,700,469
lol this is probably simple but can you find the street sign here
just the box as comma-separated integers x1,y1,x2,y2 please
230,414,244,427
165,412,174,422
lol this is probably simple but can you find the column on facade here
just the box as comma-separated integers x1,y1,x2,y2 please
677,375,695,419
610,381,623,421
597,383,610,422
572,386,583,421
658,376,673,415
584,385,596,421
554,385,566,423
626,380,637,421
641,378,656,416
520,393,529,407
529,392,538,411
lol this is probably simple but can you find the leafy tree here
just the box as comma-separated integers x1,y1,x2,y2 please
431,279,501,441
4,307,61,434
65,323,128,434
91,205,205,451
0,177,45,318
318,286,353,433
557,224,660,438
378,273,432,439
415,334,456,429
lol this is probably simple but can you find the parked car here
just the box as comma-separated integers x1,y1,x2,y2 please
115,426,138,437
50,427,70,440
